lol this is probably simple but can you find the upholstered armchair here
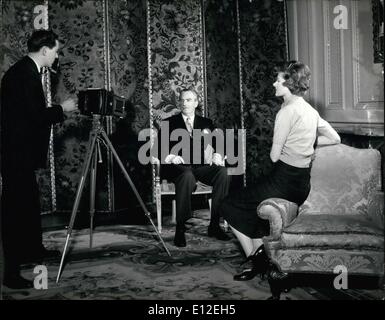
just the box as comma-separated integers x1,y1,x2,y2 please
257,144,384,299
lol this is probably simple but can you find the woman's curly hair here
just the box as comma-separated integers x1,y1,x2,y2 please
275,61,311,96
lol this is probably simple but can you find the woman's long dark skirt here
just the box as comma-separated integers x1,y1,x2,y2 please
220,160,311,238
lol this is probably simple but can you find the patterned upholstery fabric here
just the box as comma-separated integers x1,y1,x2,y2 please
259,144,384,276
258,198,298,240
300,144,381,216
281,214,383,249
284,214,383,236
268,249,384,275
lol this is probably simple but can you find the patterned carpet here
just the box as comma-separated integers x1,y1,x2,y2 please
2,209,317,300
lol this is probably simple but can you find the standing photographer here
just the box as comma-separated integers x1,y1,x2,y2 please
1,30,77,289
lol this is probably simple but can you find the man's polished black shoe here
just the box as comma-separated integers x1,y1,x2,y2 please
233,244,269,281
208,225,231,241
20,248,61,264
21,248,61,264
174,226,187,247
39,248,61,259
26,248,61,262
3,275,33,290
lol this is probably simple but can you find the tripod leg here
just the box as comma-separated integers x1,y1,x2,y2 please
99,129,171,257
89,142,98,249
56,133,98,283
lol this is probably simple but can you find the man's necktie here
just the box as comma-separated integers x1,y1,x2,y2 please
185,117,193,136
39,68,46,84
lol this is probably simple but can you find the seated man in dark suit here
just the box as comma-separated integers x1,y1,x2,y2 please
157,89,231,247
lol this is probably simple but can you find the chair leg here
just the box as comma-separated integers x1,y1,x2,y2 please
267,276,283,300
207,197,228,230
207,196,228,230
171,199,176,224
156,195,162,234
267,263,293,300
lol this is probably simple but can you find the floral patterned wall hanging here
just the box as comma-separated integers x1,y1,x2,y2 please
108,0,152,211
48,0,109,212
204,0,241,130
108,0,149,134
239,0,287,184
1,0,288,214
149,0,204,124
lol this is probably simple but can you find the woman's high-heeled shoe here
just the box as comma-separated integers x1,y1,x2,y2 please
233,245,269,281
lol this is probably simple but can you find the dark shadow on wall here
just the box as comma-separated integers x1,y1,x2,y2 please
110,104,153,225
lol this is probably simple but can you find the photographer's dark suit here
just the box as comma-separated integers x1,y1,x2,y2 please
158,113,230,232
1,56,64,278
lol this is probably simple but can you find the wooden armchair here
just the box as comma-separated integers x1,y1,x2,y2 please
153,160,228,233
154,165,213,233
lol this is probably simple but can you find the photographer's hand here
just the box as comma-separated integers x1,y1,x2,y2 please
61,98,78,113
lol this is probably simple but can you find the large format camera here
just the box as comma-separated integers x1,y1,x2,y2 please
78,88,128,118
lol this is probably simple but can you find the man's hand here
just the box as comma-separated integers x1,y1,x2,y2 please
212,153,225,166
61,98,78,112
171,156,185,165
165,154,185,165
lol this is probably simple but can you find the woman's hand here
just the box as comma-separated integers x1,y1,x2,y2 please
317,117,341,146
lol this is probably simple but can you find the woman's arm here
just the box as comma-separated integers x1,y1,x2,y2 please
270,108,291,162
270,143,283,163
317,117,341,146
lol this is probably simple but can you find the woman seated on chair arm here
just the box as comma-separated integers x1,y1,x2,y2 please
219,60,341,282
